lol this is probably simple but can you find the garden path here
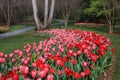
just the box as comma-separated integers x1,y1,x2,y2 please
0,19,65,40
0,26,34,40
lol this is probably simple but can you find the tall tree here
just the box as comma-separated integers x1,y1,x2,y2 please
0,0,16,26
56,0,82,26
84,0,105,19
0,0,25,26
32,0,42,30
31,0,56,30
102,0,116,34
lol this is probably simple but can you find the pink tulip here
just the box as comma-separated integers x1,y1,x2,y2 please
27,53,31,57
14,49,19,54
73,52,77,57
30,70,37,78
9,53,14,58
37,78,42,80
68,50,73,54
82,61,88,67
38,70,47,78
58,70,62,76
43,68,49,73
47,74,54,80
32,63,36,67
13,66,18,71
24,60,28,65
26,57,31,62
56,60,62,66
19,51,23,57
80,72,85,78
21,58,25,63
24,66,29,74
61,48,64,52
0,58,6,63
0,52,4,57
56,52,61,57
37,51,40,55
20,65,29,74
0,72,2,80
25,78,31,80
4,54,8,59
52,48,56,52
77,50,82,55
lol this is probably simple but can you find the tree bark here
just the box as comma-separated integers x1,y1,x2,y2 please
109,24,113,34
102,0,116,34
31,0,42,30
31,0,56,30
64,17,69,27
48,0,55,24
44,0,48,24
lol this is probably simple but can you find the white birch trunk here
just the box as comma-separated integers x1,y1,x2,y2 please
44,0,48,24
31,0,42,30
48,0,55,24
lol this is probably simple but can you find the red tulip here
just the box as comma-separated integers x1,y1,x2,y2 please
111,48,115,53
13,73,19,80
50,68,55,74
84,69,90,76
74,72,80,79
71,59,77,64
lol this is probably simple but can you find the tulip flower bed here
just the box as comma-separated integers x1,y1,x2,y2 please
74,22,106,27
0,29,114,80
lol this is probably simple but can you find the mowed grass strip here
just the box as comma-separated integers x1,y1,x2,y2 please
0,31,49,54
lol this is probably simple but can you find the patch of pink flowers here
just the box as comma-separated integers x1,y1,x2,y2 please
0,29,114,80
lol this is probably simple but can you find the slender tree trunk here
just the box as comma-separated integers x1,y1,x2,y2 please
31,0,56,30
65,18,68,27
48,0,55,24
102,0,116,34
64,14,70,27
31,0,42,30
109,24,113,34
44,0,48,24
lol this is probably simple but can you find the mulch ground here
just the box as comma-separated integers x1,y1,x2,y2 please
98,54,116,80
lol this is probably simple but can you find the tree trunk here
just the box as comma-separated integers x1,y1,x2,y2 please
65,19,68,27
44,0,48,24
64,14,69,27
48,0,55,24
31,0,42,30
109,24,113,34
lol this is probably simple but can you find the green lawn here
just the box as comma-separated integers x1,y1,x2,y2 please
0,25,120,80
7,25,31,32
0,31,49,54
